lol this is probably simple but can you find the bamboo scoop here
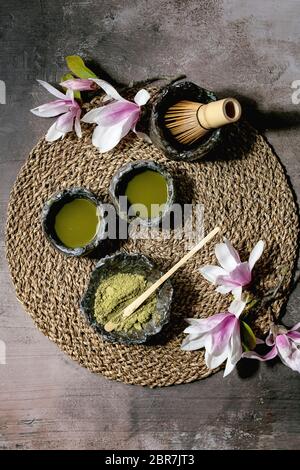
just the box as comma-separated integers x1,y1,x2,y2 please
104,226,220,333
165,98,241,145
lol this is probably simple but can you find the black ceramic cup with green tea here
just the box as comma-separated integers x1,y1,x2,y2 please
42,187,107,257
109,160,175,227
80,252,173,345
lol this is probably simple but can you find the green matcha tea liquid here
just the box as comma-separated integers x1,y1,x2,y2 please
125,170,168,219
54,199,100,248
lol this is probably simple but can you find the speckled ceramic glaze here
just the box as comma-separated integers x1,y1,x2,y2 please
41,187,107,257
80,252,173,345
150,80,223,161
109,160,175,227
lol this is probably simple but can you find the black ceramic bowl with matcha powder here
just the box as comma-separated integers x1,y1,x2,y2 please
80,252,173,345
42,188,106,257
109,160,175,227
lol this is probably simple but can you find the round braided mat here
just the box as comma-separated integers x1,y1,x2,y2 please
6,88,299,387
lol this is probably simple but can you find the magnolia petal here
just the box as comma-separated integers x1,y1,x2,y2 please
242,345,278,361
276,334,300,372
60,78,95,91
81,107,107,124
210,315,236,357
199,265,227,284
55,110,75,133
216,285,232,294
90,78,126,102
215,242,239,272
182,332,201,342
184,317,204,327
183,325,202,335
184,314,229,334
215,276,240,289
276,334,291,351
66,88,74,101
228,319,242,364
291,321,300,331
248,240,264,270
223,320,243,377
181,334,207,351
205,342,230,369
37,79,66,100
287,331,300,344
74,109,82,138
61,73,82,100
223,320,243,378
223,357,236,377
92,124,122,152
134,89,150,106
95,101,139,126
92,116,133,153
215,264,251,289
82,101,138,127
228,299,246,318
224,239,241,264
45,121,65,142
30,100,70,118
232,286,243,300
227,262,251,285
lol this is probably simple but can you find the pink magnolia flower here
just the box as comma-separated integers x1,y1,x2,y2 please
81,78,151,153
199,239,264,299
181,299,246,377
243,323,300,373
60,78,97,91
31,80,82,142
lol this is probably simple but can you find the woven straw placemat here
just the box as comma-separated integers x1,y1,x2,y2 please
5,87,299,387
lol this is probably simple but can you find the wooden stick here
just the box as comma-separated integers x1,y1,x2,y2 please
104,226,220,333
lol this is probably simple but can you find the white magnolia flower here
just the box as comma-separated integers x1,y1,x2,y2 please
182,299,246,377
244,322,300,373
31,80,82,142
81,78,150,152
199,239,264,299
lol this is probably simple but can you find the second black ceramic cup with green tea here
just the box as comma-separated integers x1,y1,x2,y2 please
109,160,175,227
42,187,107,257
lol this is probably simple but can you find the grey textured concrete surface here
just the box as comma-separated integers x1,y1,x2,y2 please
0,0,300,450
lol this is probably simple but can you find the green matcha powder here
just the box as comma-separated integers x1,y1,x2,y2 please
93,273,158,332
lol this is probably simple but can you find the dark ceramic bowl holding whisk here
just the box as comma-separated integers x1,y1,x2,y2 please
150,80,223,162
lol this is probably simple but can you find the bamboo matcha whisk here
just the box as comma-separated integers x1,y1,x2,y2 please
165,98,242,145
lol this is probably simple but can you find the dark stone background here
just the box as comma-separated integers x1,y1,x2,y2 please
0,0,299,449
